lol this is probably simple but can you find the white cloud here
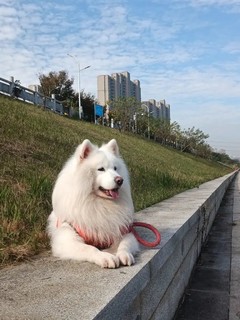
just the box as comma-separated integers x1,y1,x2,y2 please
176,0,240,7
223,42,240,54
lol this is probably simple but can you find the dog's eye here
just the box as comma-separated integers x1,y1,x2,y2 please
114,166,117,171
98,167,105,172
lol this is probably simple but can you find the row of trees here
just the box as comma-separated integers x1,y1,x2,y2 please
110,97,240,166
109,97,212,158
37,70,239,166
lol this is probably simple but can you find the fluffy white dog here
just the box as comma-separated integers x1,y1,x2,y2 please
47,139,139,268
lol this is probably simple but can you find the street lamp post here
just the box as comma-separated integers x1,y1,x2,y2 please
142,104,151,139
67,54,91,120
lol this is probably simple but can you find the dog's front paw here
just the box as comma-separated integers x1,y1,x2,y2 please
96,252,120,269
117,251,135,266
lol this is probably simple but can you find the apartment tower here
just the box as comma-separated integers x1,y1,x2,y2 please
97,71,141,106
142,99,171,121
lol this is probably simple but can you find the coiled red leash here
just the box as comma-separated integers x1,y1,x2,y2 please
130,222,161,247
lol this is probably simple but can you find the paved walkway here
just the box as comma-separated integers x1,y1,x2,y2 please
174,173,240,320
229,172,240,320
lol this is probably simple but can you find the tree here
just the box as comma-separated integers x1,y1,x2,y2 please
38,70,95,118
109,97,142,131
167,121,182,148
81,91,95,122
195,143,212,159
136,112,148,136
38,70,75,102
178,127,209,154
152,118,172,144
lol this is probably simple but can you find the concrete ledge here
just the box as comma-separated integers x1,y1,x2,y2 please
0,172,237,320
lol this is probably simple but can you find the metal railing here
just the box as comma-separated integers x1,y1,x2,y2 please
0,77,64,114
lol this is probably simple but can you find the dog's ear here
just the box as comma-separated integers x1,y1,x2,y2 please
77,139,94,161
106,139,120,156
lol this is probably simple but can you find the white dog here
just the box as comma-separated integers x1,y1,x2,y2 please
47,139,139,268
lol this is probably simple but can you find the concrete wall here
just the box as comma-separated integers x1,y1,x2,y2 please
0,171,237,320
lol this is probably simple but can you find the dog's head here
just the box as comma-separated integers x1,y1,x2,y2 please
76,139,128,200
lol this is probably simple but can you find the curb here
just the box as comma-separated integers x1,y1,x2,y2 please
0,172,237,320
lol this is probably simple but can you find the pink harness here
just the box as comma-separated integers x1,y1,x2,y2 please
56,219,161,249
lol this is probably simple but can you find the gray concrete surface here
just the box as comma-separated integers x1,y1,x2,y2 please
229,173,240,320
0,172,237,320
174,172,240,320
174,174,237,320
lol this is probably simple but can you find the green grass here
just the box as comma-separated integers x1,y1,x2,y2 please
0,95,231,266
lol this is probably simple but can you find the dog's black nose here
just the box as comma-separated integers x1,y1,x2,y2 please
115,176,123,186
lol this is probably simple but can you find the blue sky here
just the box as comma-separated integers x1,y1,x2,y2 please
1,0,240,158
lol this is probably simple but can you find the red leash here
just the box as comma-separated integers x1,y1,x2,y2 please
130,222,161,247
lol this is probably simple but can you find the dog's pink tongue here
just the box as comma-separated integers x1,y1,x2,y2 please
109,190,119,199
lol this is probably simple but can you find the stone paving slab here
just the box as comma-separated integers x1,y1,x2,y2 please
198,252,231,271
229,173,240,320
176,290,229,320
189,267,230,292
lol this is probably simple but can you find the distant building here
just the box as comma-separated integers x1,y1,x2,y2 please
97,71,141,105
28,85,41,93
141,99,170,121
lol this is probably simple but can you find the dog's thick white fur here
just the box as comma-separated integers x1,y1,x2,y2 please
47,139,139,268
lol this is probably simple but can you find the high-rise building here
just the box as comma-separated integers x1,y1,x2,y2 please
132,80,141,102
157,100,171,121
97,71,141,106
142,99,171,121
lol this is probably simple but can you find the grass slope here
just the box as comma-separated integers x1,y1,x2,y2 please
0,95,230,266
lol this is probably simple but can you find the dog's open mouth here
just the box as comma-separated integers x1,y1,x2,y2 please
99,186,119,199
